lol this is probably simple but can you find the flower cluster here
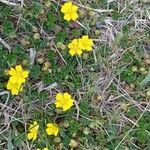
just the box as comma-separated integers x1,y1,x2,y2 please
3,1,96,149
27,121,59,141
68,35,94,56
61,2,78,21
6,65,29,95
27,93,73,145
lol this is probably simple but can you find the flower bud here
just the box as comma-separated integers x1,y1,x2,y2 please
54,137,61,143
79,10,85,18
55,108,63,114
4,69,9,76
89,11,96,17
44,61,51,68
131,66,138,72
95,30,101,36
37,57,44,64
56,42,62,48
147,89,150,97
72,133,77,138
83,127,90,135
69,139,78,148
21,38,30,46
139,67,146,72
82,53,89,60
145,59,150,65
42,66,48,72
60,44,66,50
32,26,38,33
62,121,69,128
89,122,95,129
45,1,52,7
22,60,28,66
33,33,40,40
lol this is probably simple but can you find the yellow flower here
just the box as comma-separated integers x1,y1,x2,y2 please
8,65,29,84
68,39,83,56
43,148,48,150
61,2,78,21
6,65,29,95
27,121,39,141
6,79,23,95
46,123,59,136
37,148,48,150
55,93,74,111
79,35,94,51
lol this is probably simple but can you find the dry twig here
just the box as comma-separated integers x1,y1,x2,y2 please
0,0,18,6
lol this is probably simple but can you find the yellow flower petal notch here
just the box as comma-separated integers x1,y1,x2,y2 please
46,123,59,136
79,35,94,51
55,93,74,111
8,65,29,84
68,39,83,56
61,1,78,21
27,121,39,141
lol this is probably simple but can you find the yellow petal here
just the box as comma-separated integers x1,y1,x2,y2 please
18,77,25,84
11,89,19,95
64,13,71,21
43,148,48,150
33,132,37,141
6,81,12,90
63,99,74,111
72,39,78,44
46,123,59,136
54,128,59,136
86,46,92,51
61,2,72,13
15,65,23,72
69,49,75,56
82,35,88,40
47,123,53,127
46,128,53,135
56,93,63,101
76,49,83,55
27,132,33,140
23,71,29,78
33,121,38,125
64,93,71,99
9,68,16,76
10,76,18,83
55,101,62,108
72,5,78,11
71,13,78,21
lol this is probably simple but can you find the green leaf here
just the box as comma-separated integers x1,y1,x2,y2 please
3,20,14,35
141,70,150,86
